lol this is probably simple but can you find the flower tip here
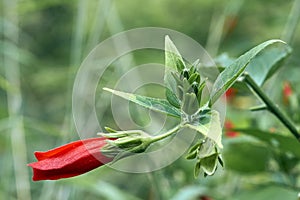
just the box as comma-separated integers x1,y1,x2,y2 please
34,151,46,161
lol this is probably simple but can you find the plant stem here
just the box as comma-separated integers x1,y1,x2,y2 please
151,124,182,143
245,74,300,142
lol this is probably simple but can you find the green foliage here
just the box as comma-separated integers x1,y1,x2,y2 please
223,141,270,173
164,35,186,95
237,129,300,159
210,39,287,105
103,87,181,118
246,44,292,86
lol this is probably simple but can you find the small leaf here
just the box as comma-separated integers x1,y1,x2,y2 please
188,141,203,154
210,39,287,105
200,153,219,176
197,80,206,103
181,93,199,115
186,141,203,160
165,35,186,95
166,88,181,108
194,161,201,178
103,88,181,118
218,155,224,168
188,73,200,85
185,150,198,160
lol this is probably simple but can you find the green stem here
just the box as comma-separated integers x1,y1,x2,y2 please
151,124,182,143
245,74,300,142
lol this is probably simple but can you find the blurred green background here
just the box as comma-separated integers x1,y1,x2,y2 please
1,0,300,199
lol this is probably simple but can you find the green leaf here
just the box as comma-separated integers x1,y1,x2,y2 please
194,161,201,178
200,153,219,176
164,35,186,95
236,128,300,159
103,88,181,118
181,93,199,115
186,141,202,160
231,185,298,200
223,141,270,173
166,87,181,108
188,141,203,154
218,155,224,167
185,150,197,160
246,44,292,86
210,39,287,105
185,110,223,148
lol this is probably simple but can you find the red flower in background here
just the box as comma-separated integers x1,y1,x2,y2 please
224,120,239,138
225,88,237,102
283,81,293,105
28,138,113,181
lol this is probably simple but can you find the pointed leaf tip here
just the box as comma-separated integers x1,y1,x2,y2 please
210,39,289,105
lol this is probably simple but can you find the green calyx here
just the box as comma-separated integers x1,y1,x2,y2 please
99,129,153,157
186,138,224,178
99,124,182,158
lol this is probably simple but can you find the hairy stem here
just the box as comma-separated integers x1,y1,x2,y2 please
151,124,182,143
245,74,300,142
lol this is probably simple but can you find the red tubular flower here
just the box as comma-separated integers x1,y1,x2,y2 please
28,138,113,181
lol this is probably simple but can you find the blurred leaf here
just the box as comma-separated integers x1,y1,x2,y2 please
246,44,292,86
164,35,186,95
171,186,207,200
103,88,181,118
66,179,141,200
0,75,14,92
230,185,298,200
223,141,270,173
0,41,35,66
210,39,287,104
236,129,300,158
